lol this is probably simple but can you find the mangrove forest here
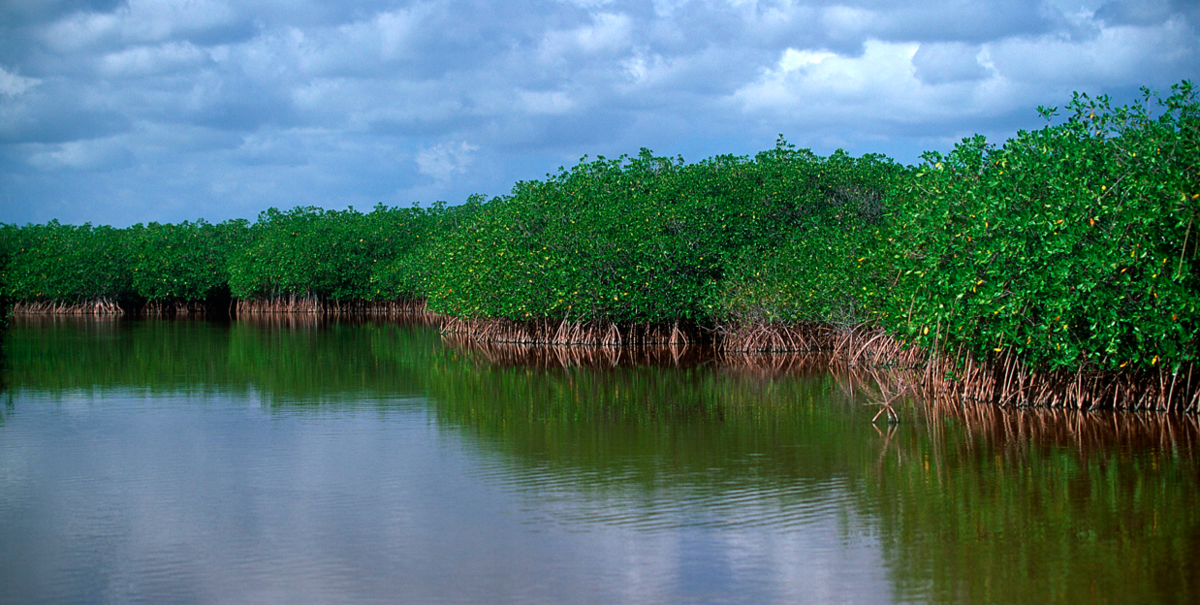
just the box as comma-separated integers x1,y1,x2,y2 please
1,83,1197,412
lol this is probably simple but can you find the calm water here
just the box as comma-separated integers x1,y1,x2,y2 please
1,318,1197,604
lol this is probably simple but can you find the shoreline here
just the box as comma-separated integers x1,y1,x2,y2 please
11,310,1196,413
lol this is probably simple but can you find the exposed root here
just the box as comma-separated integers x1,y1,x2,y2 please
235,296,427,316
441,335,704,369
440,317,699,347
12,299,124,316
717,323,926,368
715,351,839,379
235,310,444,330
919,351,1199,413
723,322,1199,412
442,316,1198,413
139,300,210,316
716,321,840,353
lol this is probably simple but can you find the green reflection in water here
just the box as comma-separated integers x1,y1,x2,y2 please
3,317,1198,604
426,340,1200,604
3,316,442,403
427,343,880,491
868,407,1200,604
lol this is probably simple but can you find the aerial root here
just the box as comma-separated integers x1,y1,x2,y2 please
440,318,698,347
12,299,124,316
234,297,428,316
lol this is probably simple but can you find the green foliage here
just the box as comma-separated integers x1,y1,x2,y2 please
423,142,900,324
718,150,904,325
229,204,442,302
369,199,484,301
230,206,366,301
128,219,248,303
0,223,17,318
424,150,724,322
4,221,134,305
883,82,1199,371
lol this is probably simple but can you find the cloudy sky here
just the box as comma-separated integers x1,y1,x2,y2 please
1,0,1197,227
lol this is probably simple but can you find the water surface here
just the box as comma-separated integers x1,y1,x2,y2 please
1,318,1197,604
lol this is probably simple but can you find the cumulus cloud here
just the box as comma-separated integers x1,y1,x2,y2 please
540,12,633,62
98,41,210,77
0,0,1198,226
416,141,478,181
0,66,40,97
912,42,987,84
987,15,1198,85
735,41,930,121
26,137,134,171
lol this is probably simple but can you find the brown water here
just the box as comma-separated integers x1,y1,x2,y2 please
1,318,1197,604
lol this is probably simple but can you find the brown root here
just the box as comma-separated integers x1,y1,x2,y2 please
440,317,699,347
12,299,124,316
718,322,1199,412
139,300,210,316
235,296,428,317
440,335,704,369
918,352,1199,413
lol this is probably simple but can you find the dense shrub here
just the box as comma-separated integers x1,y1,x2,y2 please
369,199,484,301
718,150,904,325
422,150,728,323
423,142,898,325
229,204,443,303
4,221,133,306
229,206,369,301
882,82,1199,372
128,219,249,305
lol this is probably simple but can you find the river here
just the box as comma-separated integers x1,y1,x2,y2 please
1,318,1196,604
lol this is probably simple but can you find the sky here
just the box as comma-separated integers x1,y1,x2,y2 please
1,0,1198,227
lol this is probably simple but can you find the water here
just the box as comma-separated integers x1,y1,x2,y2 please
1,318,1197,604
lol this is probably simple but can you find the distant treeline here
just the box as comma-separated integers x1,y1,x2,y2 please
0,201,475,316
1,82,1197,409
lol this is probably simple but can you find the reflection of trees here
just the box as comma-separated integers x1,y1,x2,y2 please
439,336,710,370
866,399,1200,604
3,316,440,404
438,338,1200,604
432,337,879,485
7,318,1199,603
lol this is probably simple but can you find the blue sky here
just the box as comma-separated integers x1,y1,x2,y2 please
1,0,1198,227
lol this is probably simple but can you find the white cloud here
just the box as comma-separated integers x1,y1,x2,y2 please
778,48,837,73
416,141,479,181
540,12,633,63
0,66,40,98
820,5,878,43
987,16,1198,86
735,41,922,116
519,90,576,115
912,42,988,84
41,11,122,52
2,0,1199,226
375,7,423,60
99,42,209,78
559,0,615,7
42,0,238,51
733,8,1199,137
27,138,134,171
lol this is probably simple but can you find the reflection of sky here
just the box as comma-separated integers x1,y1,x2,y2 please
0,390,892,604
